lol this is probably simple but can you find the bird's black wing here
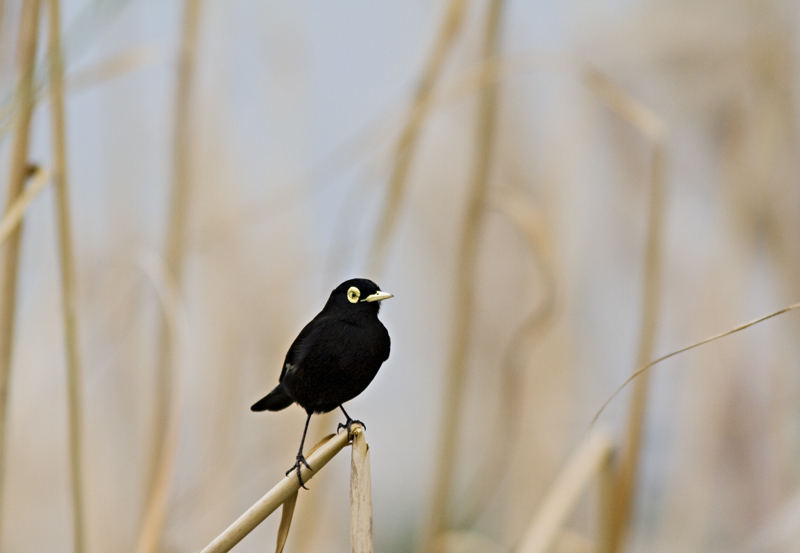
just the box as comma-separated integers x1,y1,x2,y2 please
278,314,323,382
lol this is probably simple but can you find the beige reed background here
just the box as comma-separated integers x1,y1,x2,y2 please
1,0,800,552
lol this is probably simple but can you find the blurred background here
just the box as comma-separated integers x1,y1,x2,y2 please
1,0,800,552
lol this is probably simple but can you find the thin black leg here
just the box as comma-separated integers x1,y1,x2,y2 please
285,412,313,488
337,405,366,433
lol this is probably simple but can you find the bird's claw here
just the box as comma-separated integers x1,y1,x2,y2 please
285,455,312,489
338,418,366,434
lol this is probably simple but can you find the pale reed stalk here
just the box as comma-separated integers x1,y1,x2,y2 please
143,0,202,548
423,0,507,549
0,0,42,545
0,168,49,244
134,251,190,553
47,0,87,551
200,429,356,553
581,68,667,553
516,431,614,553
605,144,665,553
350,427,372,553
369,0,467,275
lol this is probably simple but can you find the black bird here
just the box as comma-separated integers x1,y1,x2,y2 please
251,278,392,487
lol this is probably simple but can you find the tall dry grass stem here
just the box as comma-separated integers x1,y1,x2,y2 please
368,0,467,275
609,147,665,550
0,46,161,141
66,45,162,92
273,423,340,553
47,0,87,551
0,167,49,244
200,428,356,553
146,0,202,537
430,68,668,545
581,68,665,141
350,426,373,553
606,143,665,552
455,189,558,527
424,0,506,547
274,492,297,553
516,431,614,553
134,251,191,553
0,0,42,545
581,68,667,552
591,300,800,428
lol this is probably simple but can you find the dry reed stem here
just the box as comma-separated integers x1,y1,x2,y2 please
274,492,297,553
424,0,506,547
425,61,671,550
580,69,667,552
201,58,572,247
606,144,665,553
46,0,87,551
553,531,596,553
200,428,357,553
597,435,616,553
65,45,162,92
368,0,466,275
738,485,800,553
146,0,202,534
432,57,664,143
0,0,41,544
590,300,800,429
0,45,161,141
432,65,668,544
581,68,665,141
455,189,558,527
516,431,614,553
272,432,332,553
134,251,191,553
0,167,49,244
350,427,372,553
429,530,505,553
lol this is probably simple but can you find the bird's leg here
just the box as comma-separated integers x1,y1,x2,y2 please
285,412,313,489
337,405,366,433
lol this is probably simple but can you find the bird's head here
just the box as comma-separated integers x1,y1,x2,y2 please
326,278,393,314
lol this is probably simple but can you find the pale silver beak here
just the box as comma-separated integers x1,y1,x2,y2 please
363,290,393,302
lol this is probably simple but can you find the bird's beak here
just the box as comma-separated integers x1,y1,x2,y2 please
363,290,393,302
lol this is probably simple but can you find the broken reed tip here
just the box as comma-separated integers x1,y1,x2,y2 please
347,423,365,440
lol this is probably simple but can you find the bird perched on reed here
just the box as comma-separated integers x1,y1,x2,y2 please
251,278,392,487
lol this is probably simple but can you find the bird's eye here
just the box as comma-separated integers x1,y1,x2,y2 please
347,287,361,303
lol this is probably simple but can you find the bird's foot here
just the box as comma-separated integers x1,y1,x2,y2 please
285,455,312,489
338,418,366,434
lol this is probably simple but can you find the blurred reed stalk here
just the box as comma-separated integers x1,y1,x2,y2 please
582,69,667,553
134,252,189,553
0,167,49,243
66,46,163,93
516,431,614,553
144,0,202,544
46,0,87,551
592,300,800,426
424,0,506,548
274,492,297,553
606,145,664,552
0,0,41,546
200,429,355,553
368,0,466,275
454,189,558,528
350,426,373,553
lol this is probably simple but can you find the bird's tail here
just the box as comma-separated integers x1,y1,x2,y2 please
251,383,294,412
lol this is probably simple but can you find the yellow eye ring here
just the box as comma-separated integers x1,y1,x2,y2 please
347,287,361,303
